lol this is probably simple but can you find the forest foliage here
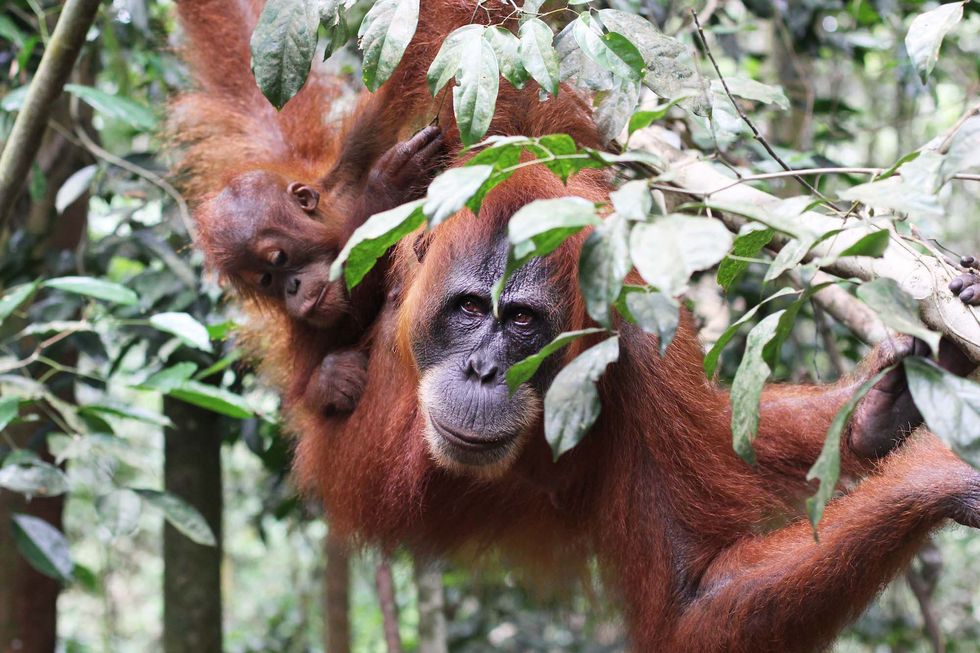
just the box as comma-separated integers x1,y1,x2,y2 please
0,0,979,651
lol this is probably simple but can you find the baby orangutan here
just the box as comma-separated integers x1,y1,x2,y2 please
197,126,444,413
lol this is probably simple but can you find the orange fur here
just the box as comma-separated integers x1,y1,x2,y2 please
173,1,980,651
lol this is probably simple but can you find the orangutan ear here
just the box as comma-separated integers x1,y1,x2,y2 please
413,232,431,263
287,182,320,212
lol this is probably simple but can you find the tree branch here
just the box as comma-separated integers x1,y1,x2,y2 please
633,132,980,362
0,0,102,233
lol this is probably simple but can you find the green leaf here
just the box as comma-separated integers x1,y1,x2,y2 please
626,96,689,136
485,26,529,89
519,18,560,96
64,84,157,131
703,287,798,378
544,335,619,459
359,0,420,91
48,433,134,465
939,116,980,184
29,161,46,202
55,165,96,215
601,32,645,77
730,311,784,465
427,25,483,95
519,0,546,22
134,489,217,546
609,179,651,221
0,86,27,112
703,196,818,241
0,460,68,497
760,283,836,369
0,281,40,323
96,489,142,537
572,15,643,82
494,197,600,310
625,291,679,355
323,12,350,60
206,320,236,340
717,224,774,291
528,133,600,182
838,176,943,219
596,9,708,114
905,357,980,467
195,351,243,381
806,367,893,530
508,197,600,259
42,276,138,305
629,215,732,297
12,514,73,582
79,401,172,428
139,363,199,393
0,16,24,47
856,278,940,355
0,397,19,432
148,312,214,353
249,0,319,108
579,213,630,326
506,328,606,393
167,381,254,419
905,1,965,83
722,76,790,110
834,230,891,259
320,0,350,60
453,37,499,147
422,166,494,226
330,199,426,288
594,78,641,142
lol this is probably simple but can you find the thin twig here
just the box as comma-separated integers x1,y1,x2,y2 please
0,327,84,374
937,103,980,155
704,167,980,196
690,9,838,209
0,0,103,232
66,109,196,239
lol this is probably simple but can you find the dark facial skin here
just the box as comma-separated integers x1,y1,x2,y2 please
213,172,347,328
414,234,980,473
414,236,564,475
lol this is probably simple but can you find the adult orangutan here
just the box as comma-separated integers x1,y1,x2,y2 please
274,1,980,652
171,0,443,414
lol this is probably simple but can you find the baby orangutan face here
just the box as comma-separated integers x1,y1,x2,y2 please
201,171,349,329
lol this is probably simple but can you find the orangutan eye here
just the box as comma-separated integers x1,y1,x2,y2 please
511,310,534,326
259,272,273,288
270,250,288,267
459,296,487,317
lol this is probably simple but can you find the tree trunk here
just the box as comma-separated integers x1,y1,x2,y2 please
414,561,447,653
0,61,93,650
323,532,351,653
0,487,63,653
375,557,402,653
163,397,223,653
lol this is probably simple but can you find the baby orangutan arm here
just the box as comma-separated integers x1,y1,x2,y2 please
305,349,369,414
304,128,445,415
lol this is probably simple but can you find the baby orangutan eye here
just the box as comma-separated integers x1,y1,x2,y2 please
259,272,273,288
270,250,288,267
